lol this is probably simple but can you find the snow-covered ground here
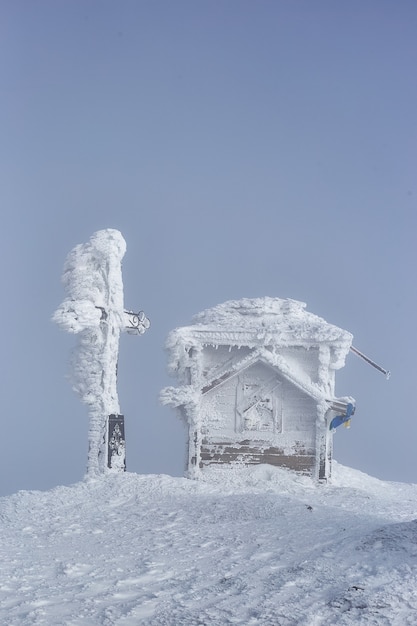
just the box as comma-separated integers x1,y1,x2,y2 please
1,463,417,625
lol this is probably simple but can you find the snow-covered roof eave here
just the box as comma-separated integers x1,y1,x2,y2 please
164,297,354,381
165,325,353,377
164,327,201,377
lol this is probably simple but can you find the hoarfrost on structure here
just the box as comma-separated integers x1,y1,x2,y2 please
162,297,354,480
53,229,127,475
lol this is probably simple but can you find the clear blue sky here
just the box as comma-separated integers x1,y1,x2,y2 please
1,1,416,495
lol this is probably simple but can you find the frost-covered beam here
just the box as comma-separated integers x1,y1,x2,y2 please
350,346,391,379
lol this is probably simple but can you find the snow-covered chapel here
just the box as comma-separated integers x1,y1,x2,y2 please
161,297,355,481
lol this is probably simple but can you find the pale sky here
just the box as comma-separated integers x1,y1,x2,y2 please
1,1,416,496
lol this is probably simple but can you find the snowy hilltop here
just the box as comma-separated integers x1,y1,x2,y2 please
1,464,417,625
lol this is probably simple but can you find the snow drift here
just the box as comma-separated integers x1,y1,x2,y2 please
1,464,417,625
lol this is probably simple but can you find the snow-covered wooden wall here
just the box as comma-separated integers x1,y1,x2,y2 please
198,353,318,474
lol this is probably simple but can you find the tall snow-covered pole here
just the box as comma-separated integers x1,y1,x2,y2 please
88,230,125,474
53,229,149,476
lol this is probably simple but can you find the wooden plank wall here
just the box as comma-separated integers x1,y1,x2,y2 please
200,439,315,474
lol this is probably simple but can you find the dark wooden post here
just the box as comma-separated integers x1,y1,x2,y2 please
108,414,126,471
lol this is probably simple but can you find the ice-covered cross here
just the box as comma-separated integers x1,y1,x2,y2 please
53,229,150,476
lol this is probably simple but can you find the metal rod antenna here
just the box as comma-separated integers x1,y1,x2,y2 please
350,346,391,379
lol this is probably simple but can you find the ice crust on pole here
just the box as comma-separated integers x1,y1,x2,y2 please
53,229,126,475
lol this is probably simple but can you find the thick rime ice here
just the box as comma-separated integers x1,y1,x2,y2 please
53,229,127,476
162,297,354,480
165,298,352,379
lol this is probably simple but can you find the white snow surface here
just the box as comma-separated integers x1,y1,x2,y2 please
191,297,352,346
192,298,349,341
2,464,417,626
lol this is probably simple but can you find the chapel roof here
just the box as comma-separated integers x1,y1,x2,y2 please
164,298,353,378
187,297,352,345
